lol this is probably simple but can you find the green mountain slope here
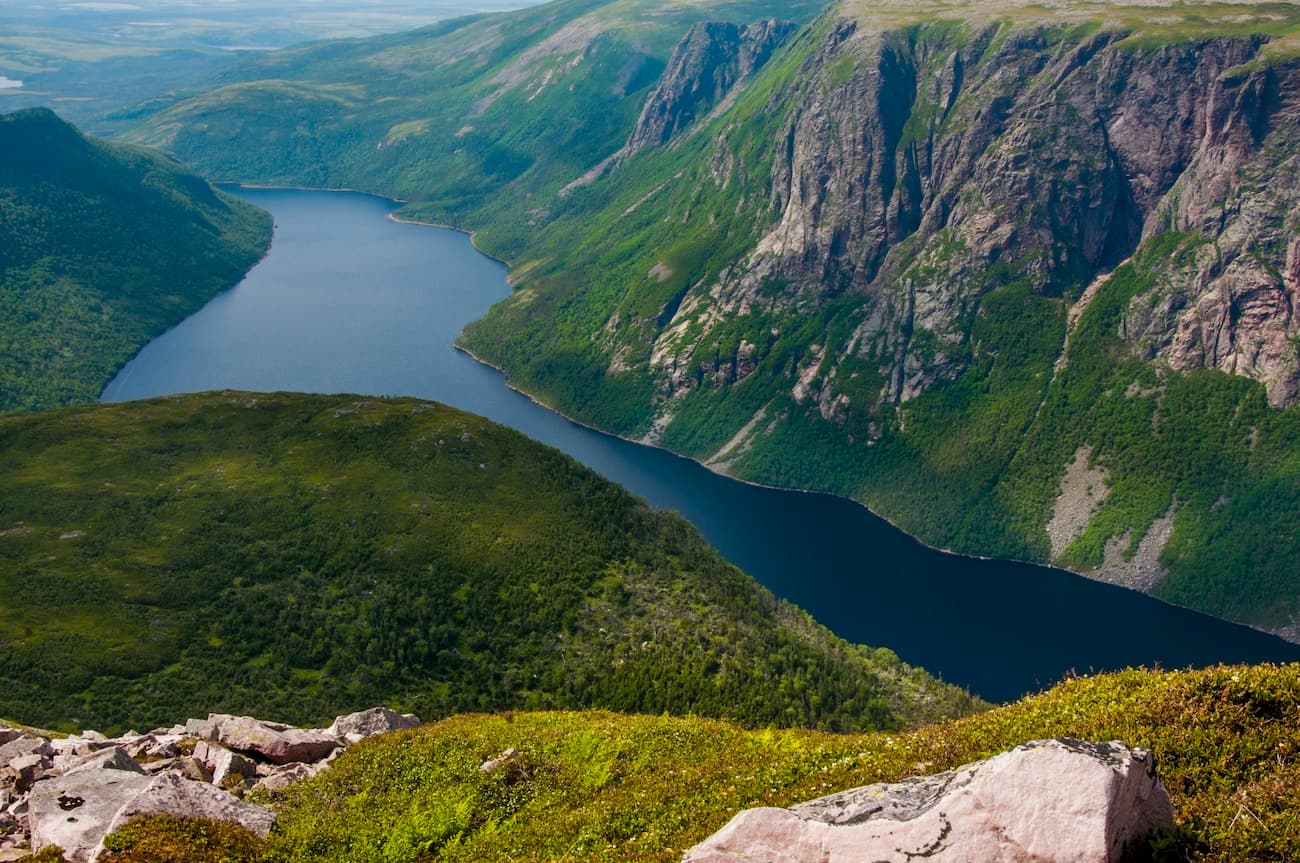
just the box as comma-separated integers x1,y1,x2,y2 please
121,1,1300,637
0,391,978,734
458,4,1300,638
122,0,826,250
0,108,271,412
94,663,1300,863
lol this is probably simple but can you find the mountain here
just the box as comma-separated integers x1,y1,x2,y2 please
121,0,825,246
0,391,978,734
86,663,1300,863
121,1,1300,638
0,108,271,413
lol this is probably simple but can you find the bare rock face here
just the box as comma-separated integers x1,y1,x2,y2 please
107,773,275,841
624,19,796,156
206,714,340,765
328,706,420,743
28,769,155,862
251,762,313,793
682,739,1173,863
628,19,1300,418
193,741,256,788
62,748,144,778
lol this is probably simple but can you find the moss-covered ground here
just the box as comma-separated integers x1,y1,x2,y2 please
47,662,1300,863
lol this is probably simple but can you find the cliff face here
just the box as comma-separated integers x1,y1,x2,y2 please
649,25,1298,411
462,5,1300,639
624,19,797,155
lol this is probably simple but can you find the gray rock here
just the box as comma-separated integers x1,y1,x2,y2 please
184,717,215,739
625,20,796,155
682,739,1173,863
209,715,339,765
0,737,52,769
251,763,312,793
207,747,257,789
49,735,112,760
2,754,47,795
139,756,210,784
328,707,420,742
106,773,275,842
0,728,22,748
126,735,181,762
0,738,53,794
63,747,144,777
479,748,518,774
28,769,153,862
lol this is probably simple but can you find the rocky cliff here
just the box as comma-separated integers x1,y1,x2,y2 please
461,2,1300,640
647,23,1296,411
624,19,797,155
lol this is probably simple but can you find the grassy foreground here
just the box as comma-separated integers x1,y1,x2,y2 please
66,663,1300,863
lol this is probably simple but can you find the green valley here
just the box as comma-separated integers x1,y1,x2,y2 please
0,391,978,733
123,0,1300,640
0,108,271,413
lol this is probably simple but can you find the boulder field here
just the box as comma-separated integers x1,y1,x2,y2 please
0,707,419,861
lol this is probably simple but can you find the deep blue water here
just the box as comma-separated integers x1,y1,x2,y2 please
103,187,1300,702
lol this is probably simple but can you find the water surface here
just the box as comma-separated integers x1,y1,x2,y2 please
104,188,1300,702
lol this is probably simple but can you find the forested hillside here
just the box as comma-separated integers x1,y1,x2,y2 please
0,392,978,733
0,108,270,412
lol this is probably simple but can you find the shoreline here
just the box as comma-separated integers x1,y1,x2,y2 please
211,183,1300,650
224,181,513,269
451,343,1300,648
101,194,274,402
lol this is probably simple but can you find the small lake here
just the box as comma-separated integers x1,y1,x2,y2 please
103,188,1300,702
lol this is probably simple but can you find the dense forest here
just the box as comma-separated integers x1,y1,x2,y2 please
0,392,978,733
0,107,270,412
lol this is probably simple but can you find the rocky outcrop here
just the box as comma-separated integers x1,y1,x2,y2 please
206,714,340,766
646,22,1296,410
624,19,796,156
682,739,1173,863
328,706,421,744
0,707,420,861
27,768,155,862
